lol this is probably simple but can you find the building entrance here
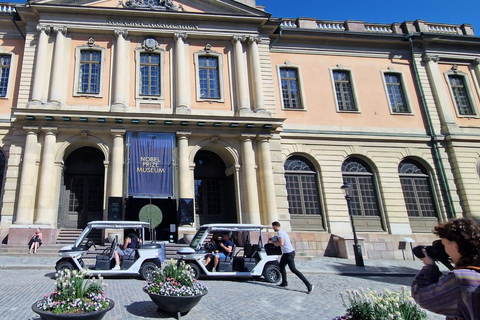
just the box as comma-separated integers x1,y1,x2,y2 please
194,150,237,225
58,147,105,229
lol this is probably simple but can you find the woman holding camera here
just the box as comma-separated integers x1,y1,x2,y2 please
411,218,480,320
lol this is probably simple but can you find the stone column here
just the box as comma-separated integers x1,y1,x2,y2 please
257,135,277,224
232,36,251,115
30,25,50,106
177,132,192,199
248,36,266,113
35,127,58,225
112,29,128,110
109,129,125,197
240,134,261,224
48,26,67,107
422,54,456,126
174,32,190,114
14,127,39,224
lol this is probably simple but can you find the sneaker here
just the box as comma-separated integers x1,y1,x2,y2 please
211,268,216,273
112,265,121,271
277,283,288,287
307,284,314,294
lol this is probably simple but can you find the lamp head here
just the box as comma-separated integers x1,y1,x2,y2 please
341,183,353,198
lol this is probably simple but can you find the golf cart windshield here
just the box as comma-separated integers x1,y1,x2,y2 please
190,228,207,248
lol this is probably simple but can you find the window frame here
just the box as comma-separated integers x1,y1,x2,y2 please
73,44,106,98
398,159,438,218
194,50,225,102
276,64,307,110
0,49,15,100
330,67,360,113
381,70,413,115
444,71,479,117
135,46,165,101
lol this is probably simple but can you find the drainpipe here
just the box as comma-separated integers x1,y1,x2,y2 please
406,34,456,219
269,25,284,49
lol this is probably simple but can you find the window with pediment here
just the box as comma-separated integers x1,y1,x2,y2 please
194,47,224,102
279,67,304,109
332,69,358,112
383,72,411,114
447,73,477,116
73,39,106,97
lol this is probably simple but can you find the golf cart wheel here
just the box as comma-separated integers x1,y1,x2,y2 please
56,261,74,272
263,265,281,283
140,262,158,280
187,263,201,280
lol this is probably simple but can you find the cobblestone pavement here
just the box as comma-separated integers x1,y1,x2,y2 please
0,269,444,320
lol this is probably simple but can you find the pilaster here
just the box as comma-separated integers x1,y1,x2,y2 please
233,36,251,116
29,25,50,107
111,29,128,111
174,32,191,114
47,26,67,108
240,134,260,224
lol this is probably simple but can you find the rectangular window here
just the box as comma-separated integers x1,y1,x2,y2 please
384,73,408,113
78,50,101,94
198,56,220,99
449,75,475,115
0,55,11,97
280,67,302,109
140,53,160,96
333,70,357,111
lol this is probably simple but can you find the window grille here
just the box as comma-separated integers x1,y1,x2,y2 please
198,56,220,99
449,75,475,115
140,53,160,96
385,73,408,113
333,70,357,111
78,50,101,94
280,67,302,109
0,55,11,97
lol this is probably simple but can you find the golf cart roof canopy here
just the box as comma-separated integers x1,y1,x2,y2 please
200,223,268,232
86,221,149,229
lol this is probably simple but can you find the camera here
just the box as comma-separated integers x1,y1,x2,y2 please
412,239,454,270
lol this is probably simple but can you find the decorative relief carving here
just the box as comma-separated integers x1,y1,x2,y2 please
247,36,261,45
123,0,178,11
142,38,160,51
106,19,198,30
174,32,188,41
204,44,212,53
473,58,480,66
232,35,247,43
36,25,51,35
87,38,98,47
422,54,440,63
52,26,67,36
114,29,129,38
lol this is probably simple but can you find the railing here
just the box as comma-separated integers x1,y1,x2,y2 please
427,24,459,34
0,5,14,13
317,22,345,31
280,20,297,28
364,24,393,33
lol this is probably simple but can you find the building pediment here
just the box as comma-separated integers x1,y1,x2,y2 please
29,0,269,17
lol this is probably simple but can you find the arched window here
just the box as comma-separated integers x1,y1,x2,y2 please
284,156,321,216
399,159,436,218
341,158,380,217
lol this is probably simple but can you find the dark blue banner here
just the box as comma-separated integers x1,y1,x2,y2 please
127,132,175,197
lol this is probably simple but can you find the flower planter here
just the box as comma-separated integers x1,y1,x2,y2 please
31,298,115,320
145,291,207,316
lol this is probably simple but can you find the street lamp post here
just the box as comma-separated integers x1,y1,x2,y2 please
341,183,365,267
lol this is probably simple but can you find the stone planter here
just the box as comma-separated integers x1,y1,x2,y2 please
145,290,207,319
31,298,114,320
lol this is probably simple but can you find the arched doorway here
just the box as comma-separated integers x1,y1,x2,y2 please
194,150,237,225
58,147,105,229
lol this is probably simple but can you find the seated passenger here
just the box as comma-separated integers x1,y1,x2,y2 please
204,233,233,272
112,233,139,270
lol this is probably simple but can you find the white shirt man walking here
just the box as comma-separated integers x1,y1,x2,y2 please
271,221,314,294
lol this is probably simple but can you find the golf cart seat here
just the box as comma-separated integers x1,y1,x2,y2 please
120,242,140,269
95,235,118,270
218,244,236,272
233,244,260,272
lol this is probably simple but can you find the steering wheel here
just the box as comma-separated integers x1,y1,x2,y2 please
86,238,97,250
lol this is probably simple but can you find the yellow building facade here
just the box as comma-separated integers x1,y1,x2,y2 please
0,0,478,259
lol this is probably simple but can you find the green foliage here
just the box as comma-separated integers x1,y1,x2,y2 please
339,287,427,320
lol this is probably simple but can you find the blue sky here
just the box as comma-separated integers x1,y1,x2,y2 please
257,0,480,33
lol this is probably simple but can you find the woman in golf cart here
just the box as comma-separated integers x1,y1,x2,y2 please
112,230,140,270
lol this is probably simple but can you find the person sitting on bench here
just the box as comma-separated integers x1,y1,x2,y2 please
112,233,139,270
204,233,233,272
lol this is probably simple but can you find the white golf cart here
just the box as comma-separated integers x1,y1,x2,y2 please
55,221,165,280
176,224,282,283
